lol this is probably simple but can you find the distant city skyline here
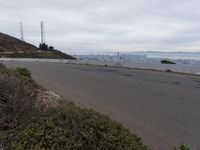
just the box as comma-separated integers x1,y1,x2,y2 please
0,0,200,54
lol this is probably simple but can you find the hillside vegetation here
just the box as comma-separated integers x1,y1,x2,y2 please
0,63,147,150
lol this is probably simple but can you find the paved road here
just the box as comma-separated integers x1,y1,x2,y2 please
3,62,200,150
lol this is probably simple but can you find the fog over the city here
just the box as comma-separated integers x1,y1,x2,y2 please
0,0,200,54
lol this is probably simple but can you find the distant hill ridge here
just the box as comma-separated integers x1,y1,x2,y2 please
0,32,38,52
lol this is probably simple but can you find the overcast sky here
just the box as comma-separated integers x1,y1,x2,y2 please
0,0,200,54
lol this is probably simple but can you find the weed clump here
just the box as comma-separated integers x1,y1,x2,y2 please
174,144,190,150
14,67,32,78
0,64,43,149
0,64,37,87
0,74,40,130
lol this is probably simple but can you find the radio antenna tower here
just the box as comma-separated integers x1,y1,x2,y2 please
20,22,24,41
40,22,45,44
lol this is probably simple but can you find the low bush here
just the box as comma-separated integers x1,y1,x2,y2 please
174,144,190,150
166,69,172,72
161,59,176,64
14,67,32,78
0,74,41,131
9,104,147,150
0,64,37,87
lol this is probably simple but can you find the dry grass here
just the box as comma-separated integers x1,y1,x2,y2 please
0,32,76,59
0,51,76,59
0,74,40,130
0,32,38,52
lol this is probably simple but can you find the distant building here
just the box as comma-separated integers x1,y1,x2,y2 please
39,43,48,51
49,46,54,51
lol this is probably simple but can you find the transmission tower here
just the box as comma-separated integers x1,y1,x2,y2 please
20,22,24,41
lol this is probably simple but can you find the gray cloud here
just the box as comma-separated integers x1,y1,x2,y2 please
0,0,200,54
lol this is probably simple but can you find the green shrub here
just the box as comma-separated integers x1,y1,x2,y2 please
9,104,147,150
0,74,40,131
0,65,37,87
0,66,40,130
161,59,176,64
15,67,32,78
174,144,190,150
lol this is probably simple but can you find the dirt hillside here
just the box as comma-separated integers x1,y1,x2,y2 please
0,32,38,52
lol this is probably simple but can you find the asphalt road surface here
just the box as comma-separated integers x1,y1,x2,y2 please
3,62,200,150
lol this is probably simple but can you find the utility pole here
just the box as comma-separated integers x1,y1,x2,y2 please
20,22,24,41
40,22,45,44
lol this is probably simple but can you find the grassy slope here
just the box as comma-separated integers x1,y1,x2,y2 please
0,32,76,59
0,33,38,52
0,51,76,59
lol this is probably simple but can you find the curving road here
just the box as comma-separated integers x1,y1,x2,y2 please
3,62,200,150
